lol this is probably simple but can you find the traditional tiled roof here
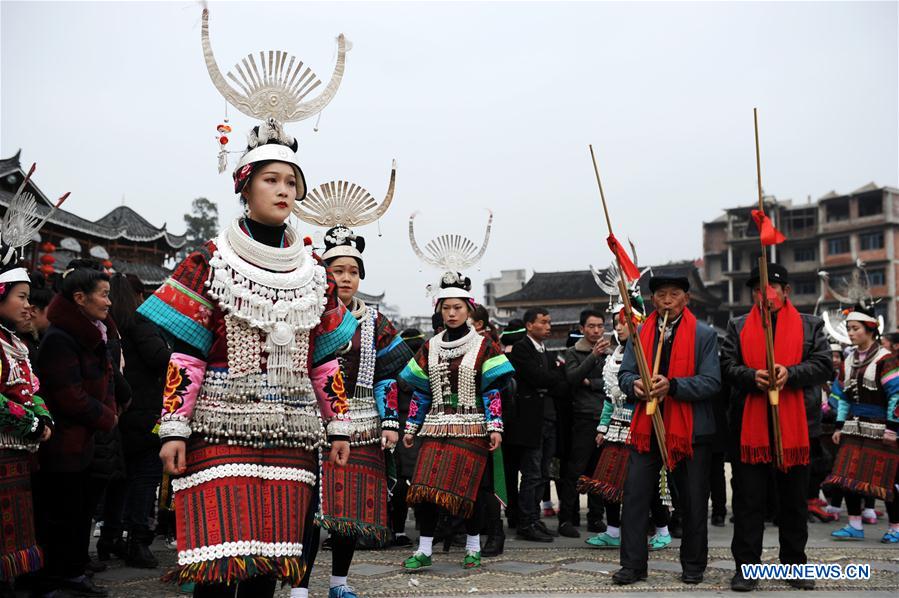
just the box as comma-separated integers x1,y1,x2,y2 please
495,270,606,304
0,153,188,250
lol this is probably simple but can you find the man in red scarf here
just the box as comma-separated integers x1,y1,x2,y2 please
722,263,831,592
612,275,721,586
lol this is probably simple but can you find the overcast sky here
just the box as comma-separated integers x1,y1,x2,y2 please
2,1,896,316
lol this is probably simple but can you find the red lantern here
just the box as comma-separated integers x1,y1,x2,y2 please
102,259,113,269
40,241,56,253
219,135,229,145
39,264,55,276
39,254,55,265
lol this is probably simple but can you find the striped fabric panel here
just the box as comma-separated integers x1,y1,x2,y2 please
399,357,430,394
137,295,213,356
481,354,515,390
312,309,357,364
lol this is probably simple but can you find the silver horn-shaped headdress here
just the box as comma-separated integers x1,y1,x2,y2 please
296,160,396,227
202,7,348,174
817,260,885,344
590,238,651,309
295,161,397,278
202,8,347,125
0,163,69,285
409,210,492,301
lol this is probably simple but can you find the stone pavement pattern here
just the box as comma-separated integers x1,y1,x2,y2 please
76,518,899,597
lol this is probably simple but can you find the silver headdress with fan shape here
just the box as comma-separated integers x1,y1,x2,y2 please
0,163,69,284
817,260,885,344
409,210,492,301
201,7,349,174
296,160,396,227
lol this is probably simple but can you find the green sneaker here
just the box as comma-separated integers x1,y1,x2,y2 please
403,551,433,569
648,532,672,551
585,532,621,548
463,550,481,569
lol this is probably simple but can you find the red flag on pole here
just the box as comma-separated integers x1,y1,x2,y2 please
751,210,786,246
607,234,641,281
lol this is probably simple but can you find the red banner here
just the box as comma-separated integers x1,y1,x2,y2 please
751,210,786,246
607,234,641,281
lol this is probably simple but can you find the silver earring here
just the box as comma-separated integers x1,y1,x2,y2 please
243,204,250,217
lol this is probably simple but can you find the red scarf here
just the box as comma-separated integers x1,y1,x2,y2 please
739,300,809,471
628,307,697,469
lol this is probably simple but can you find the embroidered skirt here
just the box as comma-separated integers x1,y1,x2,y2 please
320,443,390,543
0,449,42,582
577,442,630,503
407,436,488,518
165,439,317,586
824,434,899,501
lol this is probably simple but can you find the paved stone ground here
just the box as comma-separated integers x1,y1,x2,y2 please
25,514,896,597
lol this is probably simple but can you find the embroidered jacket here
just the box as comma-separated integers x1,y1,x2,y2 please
336,304,412,444
138,226,357,447
0,326,51,452
400,328,514,438
831,346,899,433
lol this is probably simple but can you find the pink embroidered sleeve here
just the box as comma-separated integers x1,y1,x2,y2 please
157,352,207,440
310,358,351,437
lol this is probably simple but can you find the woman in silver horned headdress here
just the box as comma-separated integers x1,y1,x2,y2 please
139,9,356,596
292,165,413,598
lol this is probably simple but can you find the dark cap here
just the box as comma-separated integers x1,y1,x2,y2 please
746,263,789,288
649,276,690,293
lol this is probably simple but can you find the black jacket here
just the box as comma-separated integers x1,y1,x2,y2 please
505,337,568,448
563,339,607,419
118,313,171,457
721,309,831,440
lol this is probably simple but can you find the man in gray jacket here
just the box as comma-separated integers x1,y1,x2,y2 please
613,275,721,586
559,309,611,537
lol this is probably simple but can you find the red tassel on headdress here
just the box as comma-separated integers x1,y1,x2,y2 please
607,234,641,281
751,210,786,246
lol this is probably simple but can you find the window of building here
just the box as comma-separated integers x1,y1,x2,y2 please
793,246,816,262
868,269,885,286
793,280,818,296
858,195,883,217
827,236,850,255
859,231,884,251
826,202,850,222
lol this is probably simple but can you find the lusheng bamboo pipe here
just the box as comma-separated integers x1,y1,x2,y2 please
648,309,669,416
753,109,784,469
589,141,669,468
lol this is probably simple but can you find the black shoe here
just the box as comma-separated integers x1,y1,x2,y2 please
392,534,413,548
59,577,109,597
731,571,758,592
516,523,553,543
587,520,607,533
482,531,505,557
558,522,580,538
711,514,726,527
321,536,334,550
535,520,559,537
786,579,815,590
681,571,703,584
125,538,158,569
612,567,647,585
95,536,126,561
84,559,106,574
